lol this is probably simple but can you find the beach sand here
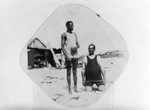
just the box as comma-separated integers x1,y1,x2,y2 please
27,57,125,108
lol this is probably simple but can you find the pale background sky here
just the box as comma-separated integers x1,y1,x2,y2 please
0,0,150,110
30,3,128,56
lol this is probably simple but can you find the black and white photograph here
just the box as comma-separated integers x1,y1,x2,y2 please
20,4,128,108
1,0,150,110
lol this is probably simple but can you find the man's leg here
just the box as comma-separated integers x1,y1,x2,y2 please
97,81,105,91
98,85,105,91
84,81,93,92
85,86,92,92
81,71,85,86
67,68,72,94
72,58,78,92
66,60,72,94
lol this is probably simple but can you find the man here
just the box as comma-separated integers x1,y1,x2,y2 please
61,21,80,94
81,44,106,91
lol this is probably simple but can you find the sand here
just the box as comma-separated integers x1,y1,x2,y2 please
27,57,126,108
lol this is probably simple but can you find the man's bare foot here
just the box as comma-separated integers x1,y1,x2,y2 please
74,87,79,92
69,89,72,95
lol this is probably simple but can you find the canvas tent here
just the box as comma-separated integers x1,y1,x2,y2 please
53,48,62,65
53,48,66,69
27,38,60,69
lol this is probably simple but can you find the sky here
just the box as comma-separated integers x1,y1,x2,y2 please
31,4,128,57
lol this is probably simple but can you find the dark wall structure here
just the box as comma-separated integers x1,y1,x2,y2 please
28,48,56,69
27,38,56,69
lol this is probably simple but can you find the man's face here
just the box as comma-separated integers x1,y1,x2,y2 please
88,45,95,55
67,22,74,31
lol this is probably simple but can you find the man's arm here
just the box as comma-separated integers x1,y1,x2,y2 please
74,33,80,49
97,55,106,85
61,33,70,61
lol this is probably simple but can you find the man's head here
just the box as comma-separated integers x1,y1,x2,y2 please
88,44,96,55
66,21,74,32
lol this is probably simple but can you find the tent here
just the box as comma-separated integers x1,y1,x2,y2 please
27,38,60,69
53,48,66,69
